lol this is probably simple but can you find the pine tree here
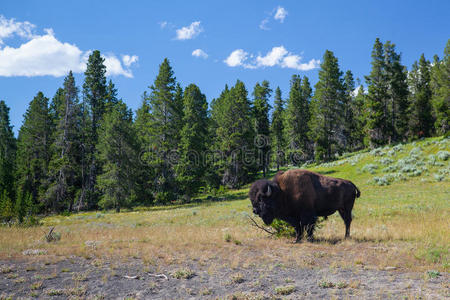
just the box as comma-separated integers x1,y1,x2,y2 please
0,189,14,223
310,51,344,161
49,88,65,126
97,100,138,212
172,83,185,147
105,79,119,112
46,71,82,212
300,76,313,157
137,58,179,202
352,84,367,149
81,50,108,209
16,92,52,211
129,93,153,205
285,75,312,164
252,80,272,177
365,38,389,147
384,41,409,141
212,81,256,188
206,85,230,189
15,189,35,224
0,100,16,202
176,84,208,198
342,71,357,151
408,54,434,138
430,40,450,135
270,87,285,170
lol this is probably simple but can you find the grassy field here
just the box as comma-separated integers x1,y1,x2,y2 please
1,137,449,273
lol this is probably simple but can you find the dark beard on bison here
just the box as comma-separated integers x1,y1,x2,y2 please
261,212,274,225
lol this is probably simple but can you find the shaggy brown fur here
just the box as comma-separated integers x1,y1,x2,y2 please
249,169,360,242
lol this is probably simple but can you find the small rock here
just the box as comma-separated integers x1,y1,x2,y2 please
85,240,101,248
22,249,48,256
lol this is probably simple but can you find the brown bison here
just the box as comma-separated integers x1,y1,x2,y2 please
249,169,360,242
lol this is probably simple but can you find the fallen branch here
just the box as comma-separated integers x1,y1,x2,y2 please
124,275,140,279
148,273,169,280
247,215,276,235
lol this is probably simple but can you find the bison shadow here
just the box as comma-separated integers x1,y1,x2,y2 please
302,236,393,245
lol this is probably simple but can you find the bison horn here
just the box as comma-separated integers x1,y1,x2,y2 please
266,185,272,197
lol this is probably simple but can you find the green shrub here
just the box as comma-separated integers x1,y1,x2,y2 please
270,219,296,237
392,144,404,152
372,176,391,186
275,285,295,295
434,174,444,182
382,165,397,172
378,157,394,165
436,151,450,161
427,270,441,279
155,191,175,204
409,147,423,156
361,164,378,174
370,148,384,156
171,268,195,279
224,233,232,242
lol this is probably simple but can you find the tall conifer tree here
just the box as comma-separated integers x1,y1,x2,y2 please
342,71,357,150
0,101,16,202
81,50,108,208
310,51,344,161
270,87,285,170
176,84,208,197
97,100,138,212
16,92,52,210
285,75,311,164
252,80,271,177
384,41,409,141
212,81,255,187
408,54,434,137
46,71,82,211
137,58,179,202
430,40,450,135
365,38,389,146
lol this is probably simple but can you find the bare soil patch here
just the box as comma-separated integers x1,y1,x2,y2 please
1,256,448,299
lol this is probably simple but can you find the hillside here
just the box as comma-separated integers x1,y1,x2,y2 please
0,137,448,299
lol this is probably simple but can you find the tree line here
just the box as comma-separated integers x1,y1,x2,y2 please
0,39,449,222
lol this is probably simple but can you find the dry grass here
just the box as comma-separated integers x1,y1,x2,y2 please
0,137,448,272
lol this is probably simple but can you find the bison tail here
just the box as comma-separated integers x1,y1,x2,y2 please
355,186,361,198
350,182,361,198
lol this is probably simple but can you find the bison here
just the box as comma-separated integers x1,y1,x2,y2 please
249,169,360,242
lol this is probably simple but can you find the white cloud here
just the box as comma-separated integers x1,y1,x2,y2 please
122,54,138,67
0,15,137,77
274,6,288,23
224,49,249,67
0,15,36,44
159,21,168,29
259,6,288,31
259,18,270,30
281,54,321,71
224,46,320,71
175,21,203,40
256,46,288,67
192,49,208,59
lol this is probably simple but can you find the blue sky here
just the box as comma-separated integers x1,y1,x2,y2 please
1,0,449,135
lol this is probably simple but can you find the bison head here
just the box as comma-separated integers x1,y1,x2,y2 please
249,179,281,225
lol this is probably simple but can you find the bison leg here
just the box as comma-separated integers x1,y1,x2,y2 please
300,212,317,242
338,209,352,238
295,225,304,243
306,223,316,242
